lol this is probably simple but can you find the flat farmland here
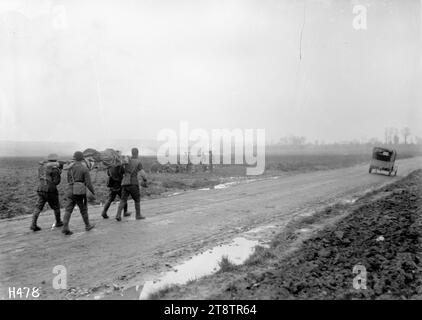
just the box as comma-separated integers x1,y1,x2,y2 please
1,144,421,219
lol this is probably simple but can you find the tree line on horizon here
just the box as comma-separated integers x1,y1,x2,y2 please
271,127,421,147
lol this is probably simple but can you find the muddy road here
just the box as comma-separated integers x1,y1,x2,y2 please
1,157,421,299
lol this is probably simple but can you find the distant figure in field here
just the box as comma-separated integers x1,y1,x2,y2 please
62,151,96,236
30,153,64,231
115,147,148,221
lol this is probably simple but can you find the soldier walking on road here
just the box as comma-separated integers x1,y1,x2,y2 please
101,164,129,219
30,154,64,231
62,151,96,236
115,148,148,221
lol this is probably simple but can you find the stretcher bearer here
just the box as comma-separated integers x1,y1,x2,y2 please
101,164,129,219
62,151,96,236
30,154,64,231
115,148,148,221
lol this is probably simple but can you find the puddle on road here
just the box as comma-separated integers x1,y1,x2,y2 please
196,177,269,192
168,192,182,197
299,211,314,217
215,179,258,188
199,182,238,190
199,178,260,191
105,237,260,300
213,182,236,189
340,198,357,205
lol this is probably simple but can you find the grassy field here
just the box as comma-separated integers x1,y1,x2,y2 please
1,144,421,219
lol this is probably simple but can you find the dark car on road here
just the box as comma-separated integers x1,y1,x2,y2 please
369,147,398,176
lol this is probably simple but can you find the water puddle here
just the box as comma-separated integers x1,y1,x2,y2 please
196,177,267,192
105,237,260,300
139,237,259,299
299,211,314,217
213,182,238,189
165,192,183,197
339,198,357,205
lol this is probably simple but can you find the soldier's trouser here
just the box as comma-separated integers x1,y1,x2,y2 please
116,185,141,219
63,194,90,232
31,191,61,227
102,189,127,215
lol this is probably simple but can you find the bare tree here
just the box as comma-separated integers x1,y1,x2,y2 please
401,126,411,145
384,127,394,144
392,127,400,144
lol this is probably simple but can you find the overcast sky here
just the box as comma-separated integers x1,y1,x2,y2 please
0,0,421,146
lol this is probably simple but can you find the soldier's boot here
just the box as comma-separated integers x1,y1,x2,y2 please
123,203,131,217
101,208,109,219
135,202,145,220
115,203,124,221
81,212,95,231
54,210,63,227
62,211,73,236
102,200,111,219
30,211,42,232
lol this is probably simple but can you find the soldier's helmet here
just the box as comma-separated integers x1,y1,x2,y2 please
131,148,139,156
73,151,84,161
47,153,59,161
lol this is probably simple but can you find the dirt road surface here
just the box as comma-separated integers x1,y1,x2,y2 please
1,157,421,299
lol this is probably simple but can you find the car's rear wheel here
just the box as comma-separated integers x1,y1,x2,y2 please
369,166,372,173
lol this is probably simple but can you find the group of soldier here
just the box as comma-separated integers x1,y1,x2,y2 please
31,147,148,236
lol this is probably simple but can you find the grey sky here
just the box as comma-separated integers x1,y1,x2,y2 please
0,0,421,146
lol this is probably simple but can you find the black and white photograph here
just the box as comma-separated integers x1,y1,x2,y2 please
0,0,421,307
